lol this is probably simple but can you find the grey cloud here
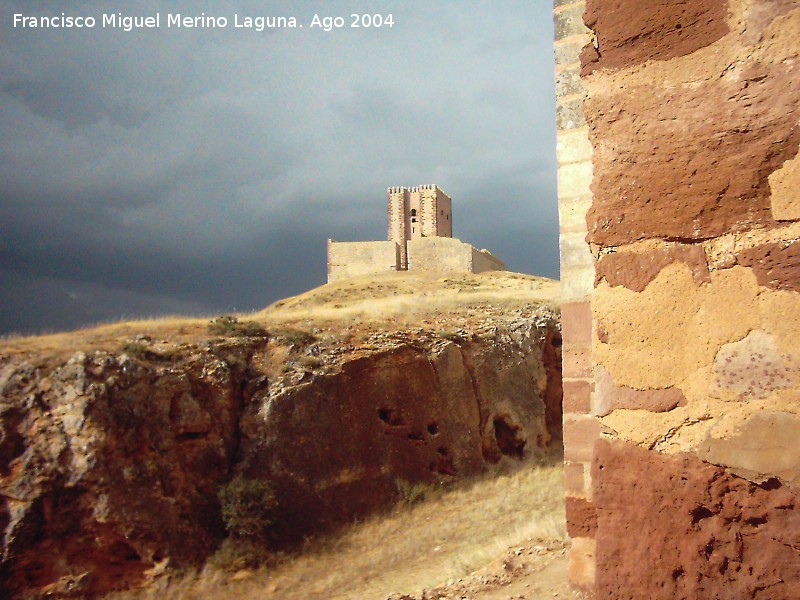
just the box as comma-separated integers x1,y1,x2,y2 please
0,0,558,335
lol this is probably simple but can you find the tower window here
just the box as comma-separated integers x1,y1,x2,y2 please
410,208,417,223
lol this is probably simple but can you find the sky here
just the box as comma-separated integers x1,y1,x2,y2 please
0,0,559,335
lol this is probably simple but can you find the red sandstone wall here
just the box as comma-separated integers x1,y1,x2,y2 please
555,0,800,596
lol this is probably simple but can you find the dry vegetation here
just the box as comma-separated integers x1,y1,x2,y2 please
0,271,559,365
115,454,568,600
2,270,565,598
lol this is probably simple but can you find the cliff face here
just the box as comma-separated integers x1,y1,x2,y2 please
0,272,561,598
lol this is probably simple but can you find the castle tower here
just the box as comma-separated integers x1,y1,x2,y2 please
388,184,452,269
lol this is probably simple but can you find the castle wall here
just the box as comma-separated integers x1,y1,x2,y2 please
327,240,400,282
434,187,453,237
407,237,505,274
555,0,800,596
388,187,410,269
471,247,505,274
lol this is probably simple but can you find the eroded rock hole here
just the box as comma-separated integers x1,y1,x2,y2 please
176,431,208,442
690,505,714,524
493,416,526,459
109,540,142,565
407,431,424,442
427,423,439,435
377,408,403,426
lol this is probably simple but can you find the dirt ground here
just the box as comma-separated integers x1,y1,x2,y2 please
386,539,583,600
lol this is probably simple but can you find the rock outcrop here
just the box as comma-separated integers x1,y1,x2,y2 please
0,272,561,598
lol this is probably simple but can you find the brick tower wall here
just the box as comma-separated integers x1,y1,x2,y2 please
388,186,409,270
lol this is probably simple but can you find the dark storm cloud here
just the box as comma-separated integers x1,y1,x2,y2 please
0,0,558,335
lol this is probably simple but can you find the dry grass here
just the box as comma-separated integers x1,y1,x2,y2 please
122,455,566,600
259,271,559,328
0,271,558,364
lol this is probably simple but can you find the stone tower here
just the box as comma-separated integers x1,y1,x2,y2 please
387,185,453,269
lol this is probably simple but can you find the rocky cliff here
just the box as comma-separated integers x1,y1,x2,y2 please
0,271,561,598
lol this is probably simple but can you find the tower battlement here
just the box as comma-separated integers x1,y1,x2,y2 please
387,184,453,269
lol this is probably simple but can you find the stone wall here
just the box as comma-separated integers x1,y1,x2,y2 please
407,237,505,274
555,0,800,596
327,239,400,282
471,247,506,274
388,187,410,269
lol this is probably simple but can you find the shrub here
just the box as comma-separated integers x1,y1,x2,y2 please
267,327,316,347
119,340,151,359
218,475,277,539
208,316,268,338
395,478,434,506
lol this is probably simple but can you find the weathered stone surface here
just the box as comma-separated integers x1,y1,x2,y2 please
559,0,800,596
564,461,587,497
0,307,562,598
769,153,800,220
582,0,730,75
595,244,710,292
593,439,800,599
239,336,557,539
593,263,800,395
0,349,243,598
593,365,685,417
565,497,597,538
561,302,591,345
713,330,796,399
736,240,800,292
699,411,800,485
583,8,800,247
563,379,592,414
568,537,596,591
563,417,600,463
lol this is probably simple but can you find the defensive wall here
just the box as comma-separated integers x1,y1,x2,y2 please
555,0,800,597
327,237,504,282
326,240,400,282
406,237,505,274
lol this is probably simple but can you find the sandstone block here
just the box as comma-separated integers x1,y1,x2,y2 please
557,161,592,199
562,345,592,379
559,231,594,270
595,244,710,292
557,128,592,166
554,4,590,40
593,365,686,416
563,379,592,414
566,497,597,538
769,153,800,220
698,411,800,485
582,0,729,75
564,461,587,497
568,537,596,590
560,265,595,302
556,96,587,130
563,416,601,462
736,241,800,293
593,438,800,598
561,302,592,345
